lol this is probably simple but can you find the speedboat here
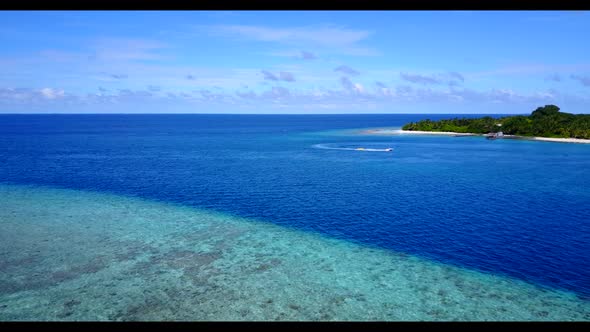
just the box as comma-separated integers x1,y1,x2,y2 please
354,147,393,152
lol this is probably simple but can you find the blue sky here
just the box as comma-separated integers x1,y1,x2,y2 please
1,10,589,114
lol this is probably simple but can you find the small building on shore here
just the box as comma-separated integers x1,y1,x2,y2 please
486,123,503,139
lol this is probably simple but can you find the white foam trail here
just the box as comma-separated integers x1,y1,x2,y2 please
313,144,393,152
313,144,357,151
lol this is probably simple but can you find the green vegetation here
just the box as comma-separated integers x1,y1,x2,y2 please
402,105,590,139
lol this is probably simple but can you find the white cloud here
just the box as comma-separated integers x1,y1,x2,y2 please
40,87,65,99
448,72,465,82
334,65,360,76
261,70,278,81
90,38,169,62
571,74,590,87
261,70,296,82
279,71,295,82
354,83,364,93
400,72,466,86
205,24,379,56
210,24,368,45
545,74,562,82
301,51,317,60
400,72,441,85
469,63,590,79
339,77,364,95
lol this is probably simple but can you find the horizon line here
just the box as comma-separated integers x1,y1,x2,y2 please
0,112,530,115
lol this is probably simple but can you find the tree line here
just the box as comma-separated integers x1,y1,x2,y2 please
402,105,590,139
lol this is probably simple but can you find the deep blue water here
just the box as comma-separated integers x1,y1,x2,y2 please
1,114,589,298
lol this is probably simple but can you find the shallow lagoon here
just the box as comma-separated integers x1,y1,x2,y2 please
1,184,589,321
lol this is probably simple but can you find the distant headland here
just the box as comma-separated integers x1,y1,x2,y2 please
363,105,590,144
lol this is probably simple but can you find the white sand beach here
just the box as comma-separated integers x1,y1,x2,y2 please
398,130,477,136
361,129,478,136
360,129,590,144
530,137,590,144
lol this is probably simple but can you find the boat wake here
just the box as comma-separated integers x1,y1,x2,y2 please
313,143,394,152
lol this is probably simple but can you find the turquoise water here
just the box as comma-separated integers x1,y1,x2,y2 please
0,114,589,321
1,184,589,321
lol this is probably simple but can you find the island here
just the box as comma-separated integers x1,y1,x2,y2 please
365,105,590,144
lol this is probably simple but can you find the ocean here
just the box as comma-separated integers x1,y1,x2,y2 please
0,114,589,320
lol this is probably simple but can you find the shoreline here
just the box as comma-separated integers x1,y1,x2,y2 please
362,129,478,136
528,136,590,144
360,128,590,144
